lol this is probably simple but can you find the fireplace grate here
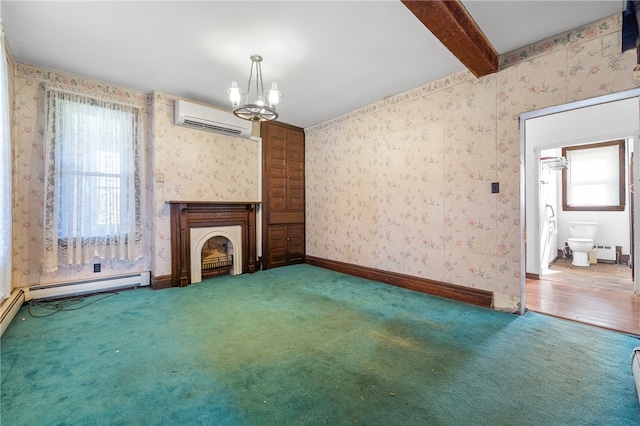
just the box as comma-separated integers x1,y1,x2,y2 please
202,255,233,272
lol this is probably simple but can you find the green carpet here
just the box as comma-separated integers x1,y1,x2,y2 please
2,264,639,425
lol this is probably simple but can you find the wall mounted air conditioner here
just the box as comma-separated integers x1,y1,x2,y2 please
174,100,252,138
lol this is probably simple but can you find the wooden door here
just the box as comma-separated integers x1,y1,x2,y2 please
285,224,305,264
261,121,306,270
266,225,287,269
266,224,305,268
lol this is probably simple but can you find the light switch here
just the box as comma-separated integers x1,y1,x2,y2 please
156,173,165,183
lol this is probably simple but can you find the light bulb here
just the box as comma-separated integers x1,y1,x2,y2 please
228,81,241,107
267,82,282,107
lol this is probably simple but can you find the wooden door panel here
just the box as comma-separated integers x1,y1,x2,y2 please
268,185,286,211
287,152,303,166
287,130,304,152
287,195,305,212
287,168,304,211
287,224,305,263
267,225,287,268
269,211,305,224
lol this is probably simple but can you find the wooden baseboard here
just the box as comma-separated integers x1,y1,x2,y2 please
305,256,493,308
150,274,172,290
525,272,540,280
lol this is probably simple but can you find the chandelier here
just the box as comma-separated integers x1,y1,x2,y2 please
227,54,283,122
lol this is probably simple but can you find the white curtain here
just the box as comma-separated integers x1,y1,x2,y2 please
43,87,145,272
0,26,12,302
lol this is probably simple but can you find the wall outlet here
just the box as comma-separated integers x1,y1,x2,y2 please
491,182,500,194
93,263,101,273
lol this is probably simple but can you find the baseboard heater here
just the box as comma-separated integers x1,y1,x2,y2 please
0,289,26,337
595,244,617,262
27,272,150,301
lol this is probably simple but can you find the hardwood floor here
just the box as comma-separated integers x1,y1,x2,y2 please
541,260,634,292
526,262,640,336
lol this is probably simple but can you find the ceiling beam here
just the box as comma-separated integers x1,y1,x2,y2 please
401,0,499,78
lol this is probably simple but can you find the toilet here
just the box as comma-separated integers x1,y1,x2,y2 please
567,221,598,267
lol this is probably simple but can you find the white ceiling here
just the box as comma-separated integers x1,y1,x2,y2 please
1,1,626,128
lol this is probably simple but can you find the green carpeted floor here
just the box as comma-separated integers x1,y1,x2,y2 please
2,264,639,425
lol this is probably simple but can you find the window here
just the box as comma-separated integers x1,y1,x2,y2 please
562,140,625,211
43,87,145,272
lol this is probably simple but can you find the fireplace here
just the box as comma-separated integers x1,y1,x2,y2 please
168,202,259,287
190,225,242,283
200,235,234,276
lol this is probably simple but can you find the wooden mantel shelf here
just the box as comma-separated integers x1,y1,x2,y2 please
166,201,261,205
167,201,260,288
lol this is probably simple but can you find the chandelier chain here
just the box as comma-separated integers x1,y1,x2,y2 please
245,60,254,104
256,61,264,101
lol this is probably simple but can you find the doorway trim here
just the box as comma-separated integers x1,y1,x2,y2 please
520,88,640,315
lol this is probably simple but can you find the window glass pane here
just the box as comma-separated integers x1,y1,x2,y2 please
562,140,624,211
56,98,132,238
570,184,617,206
568,146,618,185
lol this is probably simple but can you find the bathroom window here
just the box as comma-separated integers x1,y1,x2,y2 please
562,140,625,211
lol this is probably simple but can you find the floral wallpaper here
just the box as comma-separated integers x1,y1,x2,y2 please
150,92,259,277
10,66,258,286
11,64,151,287
305,14,638,311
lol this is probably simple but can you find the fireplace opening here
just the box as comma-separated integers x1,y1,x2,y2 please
190,225,243,284
201,236,234,278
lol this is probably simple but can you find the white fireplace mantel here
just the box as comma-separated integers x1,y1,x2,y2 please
190,225,243,283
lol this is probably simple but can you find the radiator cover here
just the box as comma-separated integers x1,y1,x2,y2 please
594,244,617,262
27,272,150,301
0,289,26,337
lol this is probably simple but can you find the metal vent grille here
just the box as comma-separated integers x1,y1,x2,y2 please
595,244,617,262
182,119,243,136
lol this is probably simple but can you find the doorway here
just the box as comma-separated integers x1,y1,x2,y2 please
538,140,633,292
520,89,640,315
